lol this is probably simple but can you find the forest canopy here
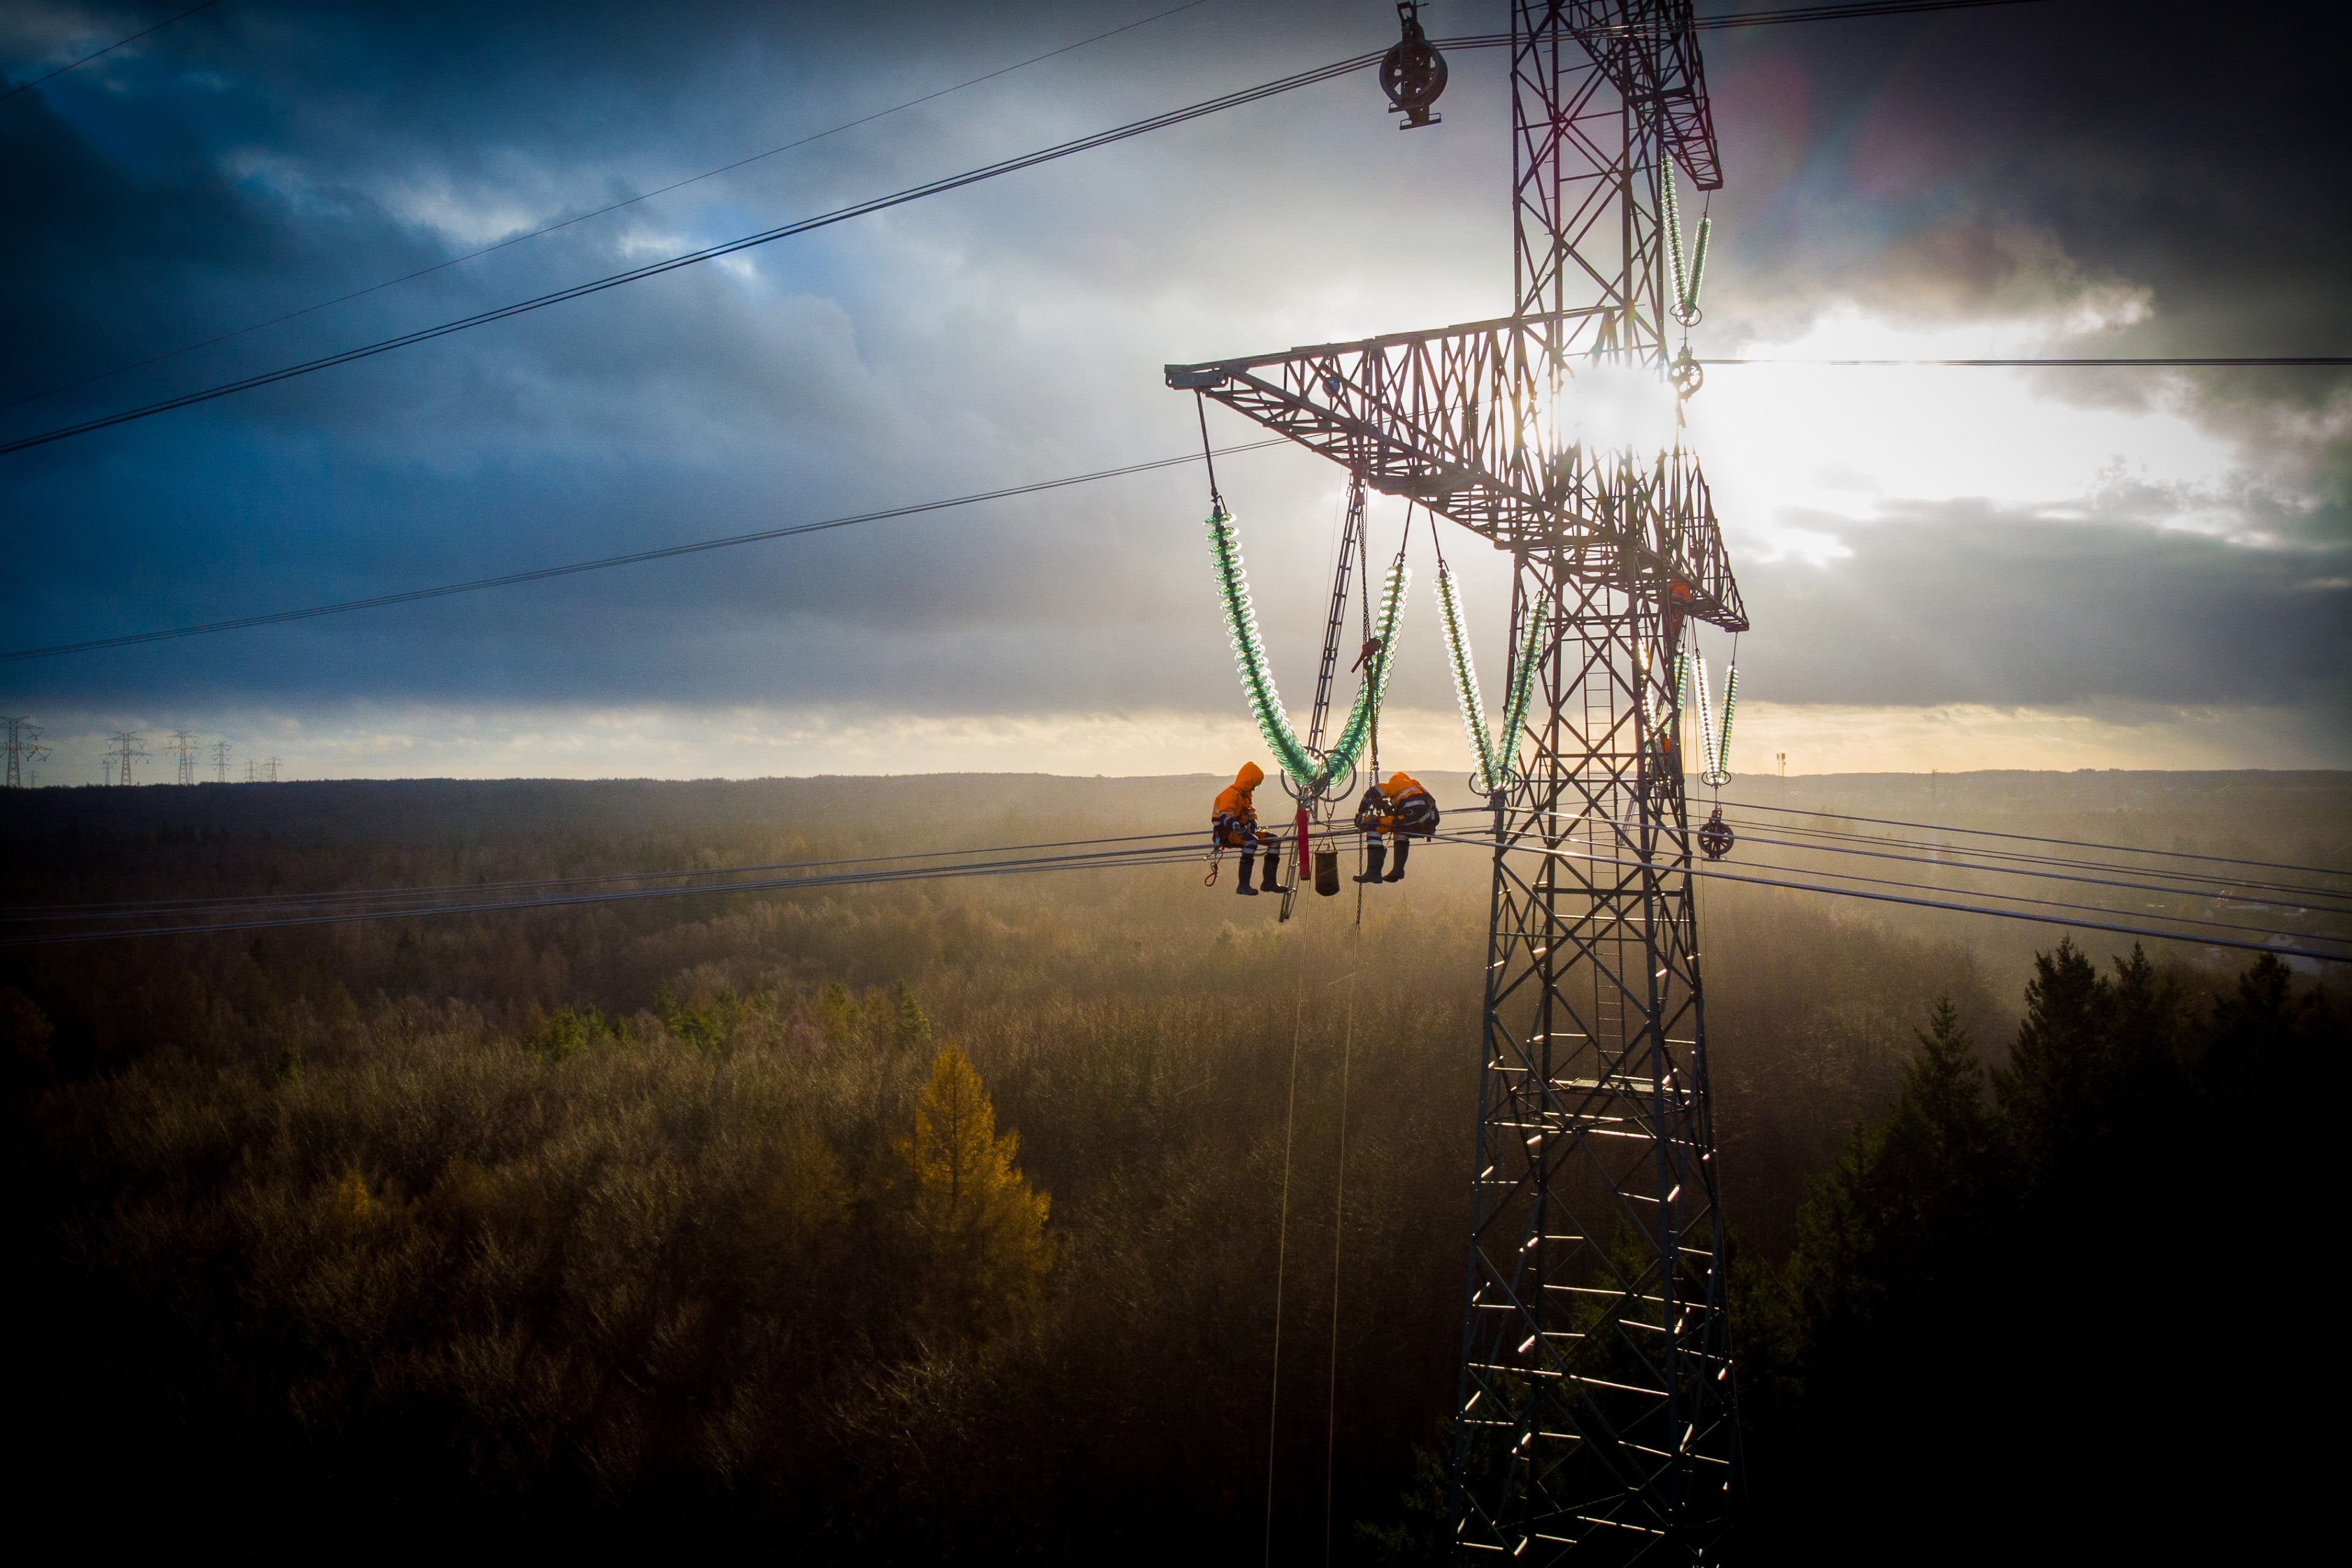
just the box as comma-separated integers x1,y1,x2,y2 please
1,772,2339,1560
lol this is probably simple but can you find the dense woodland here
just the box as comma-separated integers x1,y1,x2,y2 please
1,773,2340,1560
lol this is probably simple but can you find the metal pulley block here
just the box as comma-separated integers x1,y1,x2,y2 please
1697,806,1735,861
1672,345,1705,400
1380,2,1447,128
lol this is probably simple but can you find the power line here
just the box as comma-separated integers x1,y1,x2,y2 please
1716,796,2352,880
13,815,2345,963
1431,805,2352,942
1727,826,2352,916
2,0,2056,458
1,0,1219,415
1723,849,2346,944
0,0,224,104
0,827,1208,922
1449,790,2352,888
1698,0,2046,21
1698,356,2350,367
1447,834,2350,964
0,439,1284,662
1460,798,2352,919
1737,815,2352,908
0,835,1218,948
0,49,1394,458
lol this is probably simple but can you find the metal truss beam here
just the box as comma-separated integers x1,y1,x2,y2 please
1164,310,1745,631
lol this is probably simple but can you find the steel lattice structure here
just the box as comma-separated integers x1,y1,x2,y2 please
1166,2,1743,1558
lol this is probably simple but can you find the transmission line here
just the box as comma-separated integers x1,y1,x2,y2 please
1446,834,2350,964
0,827,1207,922
0,835,1213,948
3,0,2056,457
1700,356,2350,367
1450,796,2352,918
1716,796,2352,880
1726,826,2352,915
1733,816,2352,907
2,0,1218,414
0,50,1392,456
1,0,225,104
0,439,1284,663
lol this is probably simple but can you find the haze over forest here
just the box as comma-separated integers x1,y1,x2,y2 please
5,0,2348,1559
4,771,2346,1558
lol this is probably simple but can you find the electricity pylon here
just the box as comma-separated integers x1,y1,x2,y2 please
1166,3,1741,1556
3,716,50,789
212,739,232,783
166,728,201,786
106,731,150,786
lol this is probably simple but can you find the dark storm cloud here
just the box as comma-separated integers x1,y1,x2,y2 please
1,0,2342,737
1700,2,2351,379
1741,492,2351,710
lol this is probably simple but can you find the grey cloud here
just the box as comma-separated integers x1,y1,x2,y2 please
3,0,2343,749
1741,499,2350,709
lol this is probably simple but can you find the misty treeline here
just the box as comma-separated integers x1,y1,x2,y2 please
0,779,2337,1559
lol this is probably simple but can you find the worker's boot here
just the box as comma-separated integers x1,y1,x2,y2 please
1353,841,1387,883
1382,837,1410,882
1235,853,1259,894
1259,849,1283,892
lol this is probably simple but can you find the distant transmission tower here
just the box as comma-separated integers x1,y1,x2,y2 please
212,739,232,782
1168,3,1740,1554
3,715,50,789
264,755,281,783
165,728,201,786
106,731,150,786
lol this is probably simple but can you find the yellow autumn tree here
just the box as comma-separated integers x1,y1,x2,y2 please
902,1043,1051,1336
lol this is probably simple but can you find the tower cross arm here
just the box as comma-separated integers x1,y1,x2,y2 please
1561,0,1721,190
1166,309,1745,630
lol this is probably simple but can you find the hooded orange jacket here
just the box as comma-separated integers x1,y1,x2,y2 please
1213,761,1264,823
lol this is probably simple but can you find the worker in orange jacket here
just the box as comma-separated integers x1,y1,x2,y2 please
1212,761,1284,895
1352,770,1439,883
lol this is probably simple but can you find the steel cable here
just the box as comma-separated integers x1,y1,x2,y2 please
0,440,1287,663
1428,832,2350,964
5,1,2062,456
1715,797,2352,880
0,827,1212,925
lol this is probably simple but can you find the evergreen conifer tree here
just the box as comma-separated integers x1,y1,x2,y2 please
903,1044,1051,1337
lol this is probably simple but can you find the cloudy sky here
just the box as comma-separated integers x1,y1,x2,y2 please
3,0,2345,783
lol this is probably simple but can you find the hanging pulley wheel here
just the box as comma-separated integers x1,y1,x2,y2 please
1697,807,1735,861
1671,347,1705,400
1380,3,1447,129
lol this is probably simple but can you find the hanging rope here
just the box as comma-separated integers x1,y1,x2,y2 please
1365,507,1414,783
1322,976,1355,1567
1264,983,1305,1568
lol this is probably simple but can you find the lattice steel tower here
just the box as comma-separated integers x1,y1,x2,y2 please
3,716,48,790
166,728,202,786
1167,3,1743,1556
